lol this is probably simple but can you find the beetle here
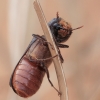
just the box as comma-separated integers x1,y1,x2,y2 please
9,13,83,98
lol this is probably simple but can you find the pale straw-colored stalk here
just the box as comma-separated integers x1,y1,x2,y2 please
33,0,68,100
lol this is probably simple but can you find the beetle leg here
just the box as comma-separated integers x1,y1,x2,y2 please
55,46,64,63
29,55,58,62
51,34,64,63
58,50,64,63
57,43,69,48
41,62,61,96
28,56,61,95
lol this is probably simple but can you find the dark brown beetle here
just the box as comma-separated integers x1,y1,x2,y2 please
9,13,83,98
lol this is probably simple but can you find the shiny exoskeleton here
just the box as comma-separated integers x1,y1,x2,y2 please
10,35,53,97
10,13,82,98
49,15,72,43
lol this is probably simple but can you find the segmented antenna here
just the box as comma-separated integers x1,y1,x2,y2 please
56,12,59,19
72,26,83,31
56,12,60,22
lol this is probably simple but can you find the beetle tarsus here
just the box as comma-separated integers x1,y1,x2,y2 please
58,92,62,96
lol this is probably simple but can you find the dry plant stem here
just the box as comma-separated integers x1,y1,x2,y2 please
33,0,68,100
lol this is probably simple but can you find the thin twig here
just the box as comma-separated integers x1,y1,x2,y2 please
33,0,68,100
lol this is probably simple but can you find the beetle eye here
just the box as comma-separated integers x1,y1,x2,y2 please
53,23,61,30
53,23,58,28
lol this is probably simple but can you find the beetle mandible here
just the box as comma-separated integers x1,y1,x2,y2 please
9,13,83,98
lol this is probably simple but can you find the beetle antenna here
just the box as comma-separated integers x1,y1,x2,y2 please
56,12,59,19
56,12,60,23
72,26,83,31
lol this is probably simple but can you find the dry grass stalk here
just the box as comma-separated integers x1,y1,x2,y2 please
33,0,68,100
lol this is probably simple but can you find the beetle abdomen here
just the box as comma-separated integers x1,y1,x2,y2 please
12,57,45,98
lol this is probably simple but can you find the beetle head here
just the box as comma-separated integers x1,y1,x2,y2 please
48,12,83,43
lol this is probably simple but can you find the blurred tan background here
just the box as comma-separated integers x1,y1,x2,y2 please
0,0,100,100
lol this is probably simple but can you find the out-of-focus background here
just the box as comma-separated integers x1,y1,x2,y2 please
1,0,100,100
